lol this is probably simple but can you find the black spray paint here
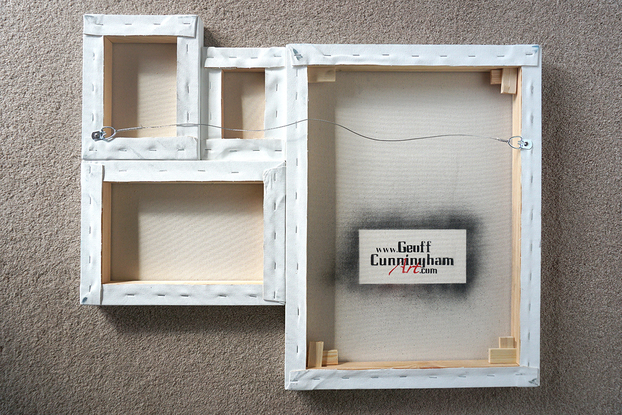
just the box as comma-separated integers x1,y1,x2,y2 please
334,211,482,297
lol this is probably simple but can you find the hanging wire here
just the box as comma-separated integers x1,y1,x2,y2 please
91,119,531,149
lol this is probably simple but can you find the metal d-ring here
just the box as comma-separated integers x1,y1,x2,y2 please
91,126,117,141
508,135,532,150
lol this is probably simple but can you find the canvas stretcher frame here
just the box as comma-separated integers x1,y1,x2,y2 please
283,44,541,389
80,15,287,305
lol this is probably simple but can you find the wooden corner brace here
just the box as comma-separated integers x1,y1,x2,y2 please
488,336,518,364
490,68,518,95
322,349,338,366
307,342,339,368
307,341,324,368
308,67,336,83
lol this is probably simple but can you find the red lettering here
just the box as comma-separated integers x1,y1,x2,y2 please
407,263,422,274
388,261,421,275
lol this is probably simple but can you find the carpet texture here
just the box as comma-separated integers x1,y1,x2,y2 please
1,0,621,413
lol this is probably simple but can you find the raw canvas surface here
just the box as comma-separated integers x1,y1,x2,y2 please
111,42,178,138
307,71,513,362
1,1,620,413
110,183,264,282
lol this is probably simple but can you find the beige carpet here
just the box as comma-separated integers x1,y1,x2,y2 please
1,1,621,413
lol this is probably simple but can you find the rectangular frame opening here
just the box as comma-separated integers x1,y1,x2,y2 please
221,69,266,139
305,67,522,369
104,36,178,138
101,182,264,284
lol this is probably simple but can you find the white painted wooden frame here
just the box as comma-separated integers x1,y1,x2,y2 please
81,16,287,306
202,47,288,160
80,160,285,306
82,14,203,160
283,44,541,389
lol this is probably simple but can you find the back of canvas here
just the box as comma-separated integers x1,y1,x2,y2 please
307,71,514,361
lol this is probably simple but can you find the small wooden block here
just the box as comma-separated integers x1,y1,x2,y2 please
307,341,324,368
499,336,515,348
490,69,502,85
308,67,336,83
322,349,338,366
488,348,517,364
500,68,518,94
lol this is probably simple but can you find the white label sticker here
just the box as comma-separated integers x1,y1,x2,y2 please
359,229,467,284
